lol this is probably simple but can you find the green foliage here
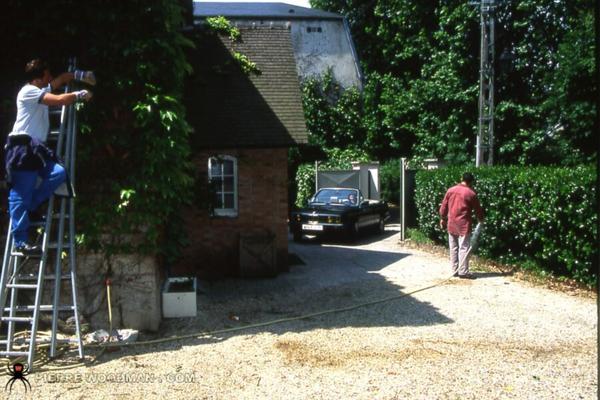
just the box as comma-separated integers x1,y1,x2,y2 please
292,73,371,208
379,159,400,203
494,0,596,165
301,71,366,149
0,1,195,262
204,16,260,76
294,147,369,208
205,16,241,41
310,0,596,166
232,52,261,75
414,165,597,286
406,228,434,246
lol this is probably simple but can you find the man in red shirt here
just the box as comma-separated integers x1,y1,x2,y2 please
439,172,485,279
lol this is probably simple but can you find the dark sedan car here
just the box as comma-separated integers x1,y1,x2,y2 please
290,188,390,241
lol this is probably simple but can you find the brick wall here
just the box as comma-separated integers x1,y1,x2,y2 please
172,148,289,278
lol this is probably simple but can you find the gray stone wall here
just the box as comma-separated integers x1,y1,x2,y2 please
74,253,161,332
290,19,362,89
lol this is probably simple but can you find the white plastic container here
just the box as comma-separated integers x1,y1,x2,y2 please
162,277,197,318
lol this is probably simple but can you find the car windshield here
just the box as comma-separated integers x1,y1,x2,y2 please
312,189,360,206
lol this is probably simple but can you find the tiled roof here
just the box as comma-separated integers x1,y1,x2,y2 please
193,2,343,20
186,26,308,148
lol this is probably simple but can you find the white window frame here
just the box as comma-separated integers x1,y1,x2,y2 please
208,155,238,217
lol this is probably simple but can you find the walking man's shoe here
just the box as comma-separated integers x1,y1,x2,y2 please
14,243,42,256
458,273,476,280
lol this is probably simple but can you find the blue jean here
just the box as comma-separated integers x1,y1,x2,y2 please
8,161,67,247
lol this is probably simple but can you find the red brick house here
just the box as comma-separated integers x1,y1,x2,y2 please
173,25,308,278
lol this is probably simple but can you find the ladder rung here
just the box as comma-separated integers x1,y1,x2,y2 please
48,243,72,249
6,284,38,290
30,215,71,227
0,351,29,356
10,251,42,258
49,130,60,135
16,273,72,281
4,305,75,312
49,109,63,115
2,316,33,323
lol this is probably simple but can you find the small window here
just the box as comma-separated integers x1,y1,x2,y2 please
306,26,322,33
208,155,238,217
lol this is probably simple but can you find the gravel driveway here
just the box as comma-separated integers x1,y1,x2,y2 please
7,227,597,399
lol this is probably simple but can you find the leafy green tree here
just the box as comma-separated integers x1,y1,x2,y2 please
301,71,366,149
310,0,596,166
494,0,596,164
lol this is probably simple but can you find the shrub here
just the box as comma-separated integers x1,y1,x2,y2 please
379,159,400,203
415,165,597,286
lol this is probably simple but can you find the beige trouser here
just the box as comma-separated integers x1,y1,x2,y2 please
448,233,471,275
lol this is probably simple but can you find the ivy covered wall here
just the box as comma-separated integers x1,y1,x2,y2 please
0,1,194,262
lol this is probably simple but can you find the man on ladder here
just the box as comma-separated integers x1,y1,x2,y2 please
5,58,94,255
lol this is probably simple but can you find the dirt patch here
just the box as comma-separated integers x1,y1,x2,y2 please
415,338,595,361
273,338,445,368
274,336,593,370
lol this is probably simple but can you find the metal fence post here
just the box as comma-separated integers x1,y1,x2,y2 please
399,158,406,242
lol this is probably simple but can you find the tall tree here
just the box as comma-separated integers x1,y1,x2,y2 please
310,0,596,165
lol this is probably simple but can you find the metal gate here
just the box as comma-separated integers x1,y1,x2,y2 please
316,170,360,191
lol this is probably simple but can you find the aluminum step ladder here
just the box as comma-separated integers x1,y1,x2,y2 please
0,58,84,369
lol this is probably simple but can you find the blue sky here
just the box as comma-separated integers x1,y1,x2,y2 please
195,0,312,9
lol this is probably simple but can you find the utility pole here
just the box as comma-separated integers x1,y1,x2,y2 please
471,0,496,167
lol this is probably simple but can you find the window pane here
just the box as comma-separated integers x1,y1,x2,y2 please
212,191,222,207
223,160,234,175
210,160,221,177
223,177,234,192
223,194,234,209
211,177,223,190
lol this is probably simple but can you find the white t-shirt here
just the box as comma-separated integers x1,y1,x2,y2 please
12,83,51,142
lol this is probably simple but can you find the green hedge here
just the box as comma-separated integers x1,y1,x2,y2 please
415,165,597,286
379,159,400,204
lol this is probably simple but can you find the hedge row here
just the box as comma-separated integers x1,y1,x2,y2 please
379,159,400,203
414,165,597,286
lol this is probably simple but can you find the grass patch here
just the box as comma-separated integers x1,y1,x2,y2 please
406,228,434,246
